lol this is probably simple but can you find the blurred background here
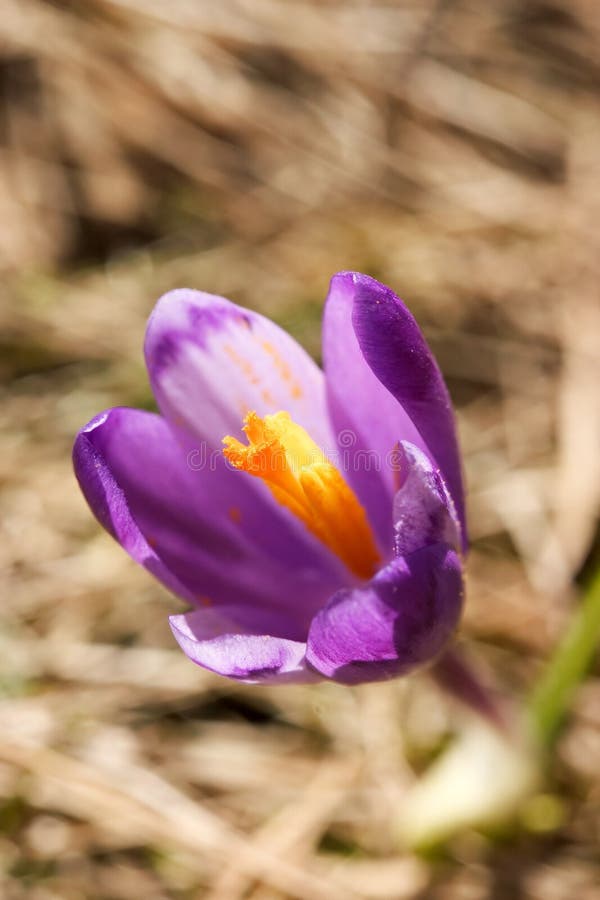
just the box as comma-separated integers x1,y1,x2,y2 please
1,1,600,897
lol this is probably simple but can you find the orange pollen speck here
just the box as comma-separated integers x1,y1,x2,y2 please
222,411,380,579
228,506,243,524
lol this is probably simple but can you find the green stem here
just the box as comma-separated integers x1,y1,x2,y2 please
529,566,600,746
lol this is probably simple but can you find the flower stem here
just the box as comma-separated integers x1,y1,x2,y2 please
529,566,600,747
432,646,509,731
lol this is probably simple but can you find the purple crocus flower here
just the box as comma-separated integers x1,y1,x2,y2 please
73,272,466,685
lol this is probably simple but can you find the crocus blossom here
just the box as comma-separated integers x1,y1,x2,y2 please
73,271,466,684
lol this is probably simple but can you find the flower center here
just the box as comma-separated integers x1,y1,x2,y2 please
222,411,380,579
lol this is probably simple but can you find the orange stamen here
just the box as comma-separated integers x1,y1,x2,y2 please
222,411,380,579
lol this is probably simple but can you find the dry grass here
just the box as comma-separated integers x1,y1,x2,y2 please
1,1,600,897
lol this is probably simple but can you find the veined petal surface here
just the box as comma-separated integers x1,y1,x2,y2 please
145,288,336,453
170,606,316,684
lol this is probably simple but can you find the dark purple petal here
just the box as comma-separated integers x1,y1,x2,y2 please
305,543,463,684
73,407,346,627
145,287,336,454
323,272,466,551
73,411,196,604
170,606,316,684
392,441,461,556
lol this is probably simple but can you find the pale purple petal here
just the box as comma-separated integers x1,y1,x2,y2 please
142,287,360,588
306,543,463,684
73,407,345,626
323,272,466,550
392,441,461,556
170,606,316,684
145,288,336,454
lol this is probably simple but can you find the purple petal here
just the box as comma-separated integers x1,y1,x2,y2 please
323,272,466,550
73,407,345,627
145,287,336,454
170,606,316,684
306,543,464,684
392,441,461,556
73,411,196,604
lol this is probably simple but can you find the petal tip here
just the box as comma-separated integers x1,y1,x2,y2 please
169,610,312,684
144,287,252,378
72,408,114,473
328,271,404,316
329,270,367,290
80,409,111,435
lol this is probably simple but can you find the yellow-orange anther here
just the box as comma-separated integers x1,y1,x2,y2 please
222,411,380,579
